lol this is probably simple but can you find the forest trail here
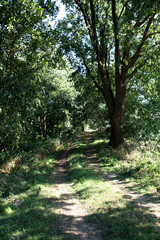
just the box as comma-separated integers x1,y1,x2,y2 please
0,131,159,239
51,132,160,239
51,135,103,240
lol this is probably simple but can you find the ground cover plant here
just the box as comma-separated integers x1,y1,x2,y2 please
0,139,65,240
66,132,160,240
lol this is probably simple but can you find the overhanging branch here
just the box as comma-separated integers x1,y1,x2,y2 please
119,0,130,19
121,14,155,79
124,62,144,86
82,56,105,97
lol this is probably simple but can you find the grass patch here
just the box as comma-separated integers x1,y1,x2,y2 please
85,203,159,240
0,138,69,240
66,132,160,240
90,131,160,191
66,136,101,183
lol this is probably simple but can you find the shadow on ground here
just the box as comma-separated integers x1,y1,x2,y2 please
0,196,85,240
83,197,160,240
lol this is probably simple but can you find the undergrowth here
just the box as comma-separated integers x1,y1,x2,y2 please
0,138,65,240
91,131,160,191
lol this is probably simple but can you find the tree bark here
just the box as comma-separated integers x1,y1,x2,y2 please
109,105,125,147
109,82,126,148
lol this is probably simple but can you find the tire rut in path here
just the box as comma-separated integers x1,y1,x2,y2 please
52,136,103,240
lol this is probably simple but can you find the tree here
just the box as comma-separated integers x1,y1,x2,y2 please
58,0,160,147
70,70,108,131
0,0,58,150
34,62,79,139
125,50,160,142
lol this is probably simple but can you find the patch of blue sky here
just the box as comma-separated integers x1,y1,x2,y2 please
56,0,66,20
45,0,66,29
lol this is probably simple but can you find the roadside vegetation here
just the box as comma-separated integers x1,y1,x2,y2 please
0,131,159,239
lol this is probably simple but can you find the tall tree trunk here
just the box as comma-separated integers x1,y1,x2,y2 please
109,105,125,147
109,83,126,147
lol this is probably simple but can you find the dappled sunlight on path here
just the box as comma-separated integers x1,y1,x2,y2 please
51,135,103,240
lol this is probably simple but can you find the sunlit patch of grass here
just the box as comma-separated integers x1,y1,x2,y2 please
85,203,159,240
0,184,58,239
75,179,125,213
98,146,160,191
0,138,66,240
90,132,109,151
90,131,160,191
66,135,99,184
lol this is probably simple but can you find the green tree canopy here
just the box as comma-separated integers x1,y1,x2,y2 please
57,0,160,147
0,0,79,151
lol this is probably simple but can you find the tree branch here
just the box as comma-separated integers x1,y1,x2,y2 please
89,0,100,58
124,62,144,86
82,56,105,97
74,0,92,37
75,0,100,61
134,14,150,28
93,79,106,97
100,22,108,66
118,0,130,19
147,31,160,39
112,0,120,79
121,14,155,79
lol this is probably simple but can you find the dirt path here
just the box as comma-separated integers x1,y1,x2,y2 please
84,132,160,230
52,136,103,240
51,132,159,239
